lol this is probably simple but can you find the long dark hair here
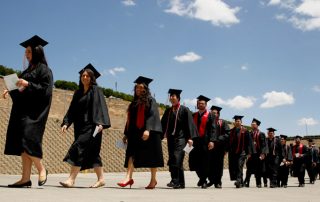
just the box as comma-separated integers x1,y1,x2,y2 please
128,83,151,111
78,69,97,91
30,45,48,66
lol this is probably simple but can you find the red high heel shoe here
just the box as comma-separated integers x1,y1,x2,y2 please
145,181,157,189
117,179,134,188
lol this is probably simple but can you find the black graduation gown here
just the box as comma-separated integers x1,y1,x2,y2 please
292,144,308,183
266,137,282,185
277,144,292,186
4,63,53,158
228,126,251,182
124,96,163,168
161,105,199,169
62,85,111,170
246,130,268,175
189,110,214,172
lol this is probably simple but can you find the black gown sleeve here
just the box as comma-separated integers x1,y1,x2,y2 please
183,106,199,140
92,86,111,129
145,97,162,133
260,132,268,154
24,64,53,96
207,113,215,142
61,90,79,128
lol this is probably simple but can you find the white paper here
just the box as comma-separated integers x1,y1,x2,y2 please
116,140,127,150
183,144,194,154
280,162,285,166
92,126,100,137
3,74,19,91
295,153,300,158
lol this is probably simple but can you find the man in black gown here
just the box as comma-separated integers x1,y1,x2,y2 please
189,95,214,189
207,105,230,188
228,115,252,188
161,89,199,189
265,127,282,188
244,118,268,188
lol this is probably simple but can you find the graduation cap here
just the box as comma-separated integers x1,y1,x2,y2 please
168,89,182,96
78,63,101,79
20,35,48,48
210,105,222,112
134,76,153,86
233,115,244,120
251,118,261,126
295,135,302,139
197,95,210,102
267,127,277,132
280,134,288,140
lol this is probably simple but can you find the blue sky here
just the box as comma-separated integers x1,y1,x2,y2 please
1,0,319,136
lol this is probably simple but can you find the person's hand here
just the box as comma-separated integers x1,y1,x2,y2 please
142,130,150,141
16,79,29,88
61,125,68,134
247,154,251,159
208,142,214,150
97,125,103,133
259,154,265,160
2,90,9,99
187,139,193,147
122,136,128,144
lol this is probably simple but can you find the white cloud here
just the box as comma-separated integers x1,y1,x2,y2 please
164,0,241,27
260,91,294,108
241,65,248,70
183,98,198,107
298,117,319,126
174,52,202,63
107,67,126,76
266,0,320,31
268,0,281,6
313,85,320,92
122,0,136,6
213,96,256,110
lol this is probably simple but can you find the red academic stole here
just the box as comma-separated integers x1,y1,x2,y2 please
230,126,246,154
125,103,145,131
292,143,303,158
193,110,209,138
252,130,260,150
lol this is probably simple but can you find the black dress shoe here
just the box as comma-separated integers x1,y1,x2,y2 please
283,185,287,188
167,181,175,187
257,184,262,188
264,184,268,187
207,181,214,187
197,180,202,187
8,181,32,188
173,184,185,189
201,182,207,189
38,169,48,186
214,184,222,189
235,181,241,188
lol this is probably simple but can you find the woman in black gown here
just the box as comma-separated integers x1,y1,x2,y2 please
117,76,163,189
3,35,53,188
60,64,111,188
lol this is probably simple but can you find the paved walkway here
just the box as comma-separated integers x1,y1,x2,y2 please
0,170,319,202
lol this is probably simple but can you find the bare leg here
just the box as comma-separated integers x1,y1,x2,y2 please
90,167,105,188
61,166,80,187
19,152,32,183
146,168,157,187
28,153,46,180
120,157,134,183
94,166,104,182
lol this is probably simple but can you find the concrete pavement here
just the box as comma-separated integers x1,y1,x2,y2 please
0,170,319,202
